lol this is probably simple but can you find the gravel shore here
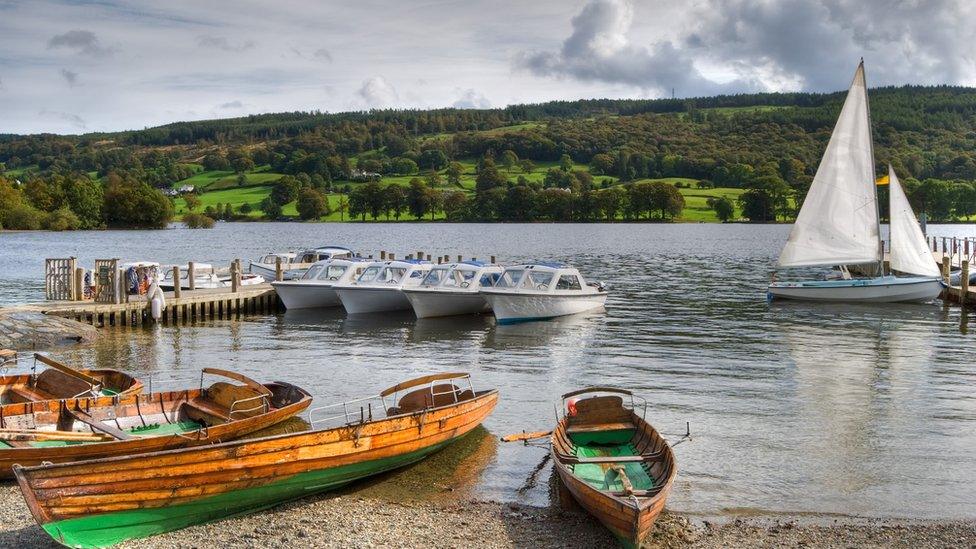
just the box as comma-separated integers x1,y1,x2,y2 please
1,483,972,548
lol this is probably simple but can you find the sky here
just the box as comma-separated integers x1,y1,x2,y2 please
1,0,975,134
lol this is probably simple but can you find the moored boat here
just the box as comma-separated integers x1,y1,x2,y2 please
767,60,944,303
480,263,607,324
271,257,370,309
402,261,503,318
0,353,143,405
551,388,676,548
0,368,311,478
159,263,221,290
334,259,433,314
249,246,355,280
14,373,497,548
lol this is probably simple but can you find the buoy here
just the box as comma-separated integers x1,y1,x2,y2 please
567,397,578,416
148,281,166,321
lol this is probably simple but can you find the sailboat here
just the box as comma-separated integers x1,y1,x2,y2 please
768,60,945,303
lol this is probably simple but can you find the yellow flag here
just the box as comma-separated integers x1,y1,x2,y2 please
875,174,889,186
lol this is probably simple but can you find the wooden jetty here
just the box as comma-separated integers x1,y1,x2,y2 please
927,235,975,308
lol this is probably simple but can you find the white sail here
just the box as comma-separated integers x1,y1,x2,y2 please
887,166,940,277
778,61,881,268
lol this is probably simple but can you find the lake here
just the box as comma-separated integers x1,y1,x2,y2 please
1,222,975,519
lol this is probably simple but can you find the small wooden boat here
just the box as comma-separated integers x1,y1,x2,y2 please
551,388,676,548
14,373,496,548
0,353,143,405
0,368,311,479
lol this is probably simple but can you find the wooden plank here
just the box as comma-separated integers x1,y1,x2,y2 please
33,354,101,388
201,369,272,397
64,408,132,441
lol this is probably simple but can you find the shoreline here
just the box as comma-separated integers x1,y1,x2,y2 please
0,484,971,548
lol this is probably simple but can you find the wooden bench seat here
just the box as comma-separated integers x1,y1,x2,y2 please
565,422,635,434
183,399,231,423
9,386,55,402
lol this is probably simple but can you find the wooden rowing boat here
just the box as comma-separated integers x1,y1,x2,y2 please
0,354,143,405
551,387,676,548
14,372,497,548
0,368,311,479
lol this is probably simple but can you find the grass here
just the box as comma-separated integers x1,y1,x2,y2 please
2,165,37,179
699,105,793,115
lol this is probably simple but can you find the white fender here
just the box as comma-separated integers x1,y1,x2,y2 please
148,281,166,320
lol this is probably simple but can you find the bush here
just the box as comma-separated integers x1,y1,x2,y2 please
43,208,81,231
183,212,216,229
2,203,44,230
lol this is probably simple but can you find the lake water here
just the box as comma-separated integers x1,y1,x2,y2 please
1,222,975,520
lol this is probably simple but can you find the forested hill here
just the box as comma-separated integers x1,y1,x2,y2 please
2,85,976,229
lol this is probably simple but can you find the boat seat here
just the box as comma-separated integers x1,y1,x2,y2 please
557,450,665,465
8,386,54,402
182,399,232,423
565,422,635,434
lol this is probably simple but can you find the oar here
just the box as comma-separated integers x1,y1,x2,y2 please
33,353,102,388
500,430,552,443
0,431,111,442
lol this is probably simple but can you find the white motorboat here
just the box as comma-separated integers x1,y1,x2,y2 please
334,260,432,314
249,246,355,280
159,263,221,290
768,60,944,303
402,261,504,318
480,263,607,324
271,258,369,309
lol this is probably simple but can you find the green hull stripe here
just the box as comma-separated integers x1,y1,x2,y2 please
42,438,458,548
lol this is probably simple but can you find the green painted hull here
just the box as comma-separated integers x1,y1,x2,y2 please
43,438,456,548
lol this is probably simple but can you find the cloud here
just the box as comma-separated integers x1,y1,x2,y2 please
196,36,255,52
59,68,79,87
218,100,244,109
452,88,491,109
38,109,86,130
356,76,398,108
313,48,332,62
516,0,976,96
47,30,113,57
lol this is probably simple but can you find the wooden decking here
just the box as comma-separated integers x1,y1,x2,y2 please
23,284,281,328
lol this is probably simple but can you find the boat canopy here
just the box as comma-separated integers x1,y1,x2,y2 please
778,61,882,268
887,166,941,277
492,264,586,292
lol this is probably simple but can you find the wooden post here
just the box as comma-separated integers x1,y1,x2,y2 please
231,263,240,293
172,266,182,299
457,255,462,262
380,250,387,260
491,255,496,264
942,237,947,254
275,256,283,282
74,267,85,301
115,268,124,305
437,256,442,264
389,253,395,260
961,258,970,298
417,250,424,261
187,261,196,291
942,255,951,285
406,254,414,260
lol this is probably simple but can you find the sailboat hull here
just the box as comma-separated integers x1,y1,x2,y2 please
768,276,944,303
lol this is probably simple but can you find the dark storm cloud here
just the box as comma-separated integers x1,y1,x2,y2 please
517,0,976,95
196,35,255,52
59,68,79,87
47,30,114,57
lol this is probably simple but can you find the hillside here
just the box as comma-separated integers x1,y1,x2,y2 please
2,85,976,227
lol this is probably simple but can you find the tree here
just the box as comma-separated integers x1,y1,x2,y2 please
238,202,253,215
501,185,535,220
184,193,201,212
534,188,573,221
347,187,369,221
425,170,442,187
418,149,448,171
599,186,626,221
260,197,283,219
646,182,684,220
446,162,464,187
223,203,234,220
102,174,174,228
559,153,573,171
441,191,468,220
407,179,432,219
500,150,519,172
336,194,349,221
202,152,230,171
391,157,418,175
384,184,407,220
237,173,247,187
270,177,300,205
475,158,506,192
296,189,330,220
590,153,615,175
709,196,735,222
183,212,215,229
228,148,254,174
519,159,536,174
60,175,103,229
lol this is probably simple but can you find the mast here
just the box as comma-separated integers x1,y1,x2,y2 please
861,58,884,276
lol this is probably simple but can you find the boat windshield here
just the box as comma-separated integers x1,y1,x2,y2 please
261,255,281,264
302,265,326,280
495,269,524,288
443,268,478,288
480,272,501,287
521,270,554,290
317,265,348,281
421,267,449,286
357,266,382,283
377,267,407,283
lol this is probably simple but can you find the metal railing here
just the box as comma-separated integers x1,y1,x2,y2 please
229,393,270,418
306,395,383,428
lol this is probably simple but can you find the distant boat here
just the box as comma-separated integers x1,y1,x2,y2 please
249,246,355,280
768,60,944,303
159,263,222,290
480,263,607,323
402,260,504,318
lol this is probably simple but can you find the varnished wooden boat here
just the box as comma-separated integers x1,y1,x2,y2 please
14,372,497,548
551,387,676,548
0,368,311,479
0,354,143,405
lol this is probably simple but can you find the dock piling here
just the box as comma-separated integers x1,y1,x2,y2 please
172,266,181,299
962,259,971,298
187,261,196,291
